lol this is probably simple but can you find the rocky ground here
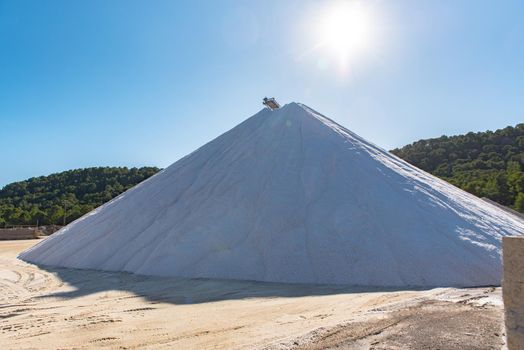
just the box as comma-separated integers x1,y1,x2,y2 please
0,240,504,349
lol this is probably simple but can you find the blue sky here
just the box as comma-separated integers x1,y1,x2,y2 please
1,0,523,187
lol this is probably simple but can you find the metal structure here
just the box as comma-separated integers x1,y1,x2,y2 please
262,97,280,110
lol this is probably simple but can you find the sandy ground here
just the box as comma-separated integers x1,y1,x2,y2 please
0,240,504,349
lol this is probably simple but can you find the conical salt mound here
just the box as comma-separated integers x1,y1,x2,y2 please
20,103,524,287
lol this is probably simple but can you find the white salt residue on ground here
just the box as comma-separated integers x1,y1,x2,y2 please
19,102,524,286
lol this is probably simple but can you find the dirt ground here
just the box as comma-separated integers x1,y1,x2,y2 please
0,240,504,349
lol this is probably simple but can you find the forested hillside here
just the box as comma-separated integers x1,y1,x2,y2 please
391,124,524,212
0,167,160,226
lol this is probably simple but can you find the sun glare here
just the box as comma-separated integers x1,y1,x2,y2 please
316,1,373,70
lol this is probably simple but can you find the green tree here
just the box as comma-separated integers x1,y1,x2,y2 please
515,193,524,212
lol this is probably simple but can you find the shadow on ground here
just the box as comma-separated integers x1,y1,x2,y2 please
30,263,436,305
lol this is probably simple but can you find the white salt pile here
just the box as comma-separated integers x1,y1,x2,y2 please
19,103,524,287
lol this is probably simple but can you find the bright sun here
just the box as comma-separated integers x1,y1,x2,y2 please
316,1,373,70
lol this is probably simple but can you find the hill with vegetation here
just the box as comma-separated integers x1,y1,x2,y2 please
0,167,159,226
391,124,524,212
